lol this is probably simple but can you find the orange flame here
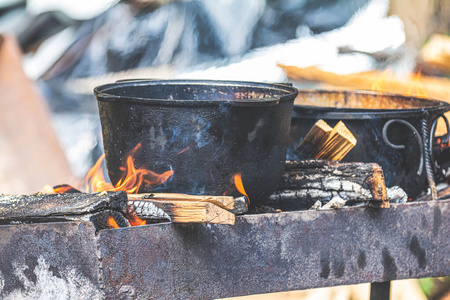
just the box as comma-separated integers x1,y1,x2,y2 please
81,143,174,194
406,69,427,98
234,173,249,201
371,69,394,92
42,143,173,227
107,216,120,229
126,204,147,226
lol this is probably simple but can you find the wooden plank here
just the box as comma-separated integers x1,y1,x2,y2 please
132,199,235,225
128,193,235,210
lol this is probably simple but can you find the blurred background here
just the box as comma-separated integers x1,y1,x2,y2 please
0,0,448,298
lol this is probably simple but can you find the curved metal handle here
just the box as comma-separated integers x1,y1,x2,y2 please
382,119,423,176
429,114,450,147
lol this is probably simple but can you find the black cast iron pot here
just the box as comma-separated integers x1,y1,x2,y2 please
95,79,298,204
288,90,450,200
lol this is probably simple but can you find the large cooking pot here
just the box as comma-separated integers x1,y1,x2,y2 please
95,79,298,203
288,90,450,200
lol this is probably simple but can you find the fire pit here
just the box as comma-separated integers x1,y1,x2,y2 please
288,90,450,200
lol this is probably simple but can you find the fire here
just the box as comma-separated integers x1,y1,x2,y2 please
126,204,147,226
107,216,120,229
406,69,427,98
371,68,428,98
45,143,174,228
81,143,174,194
371,69,394,92
234,173,249,201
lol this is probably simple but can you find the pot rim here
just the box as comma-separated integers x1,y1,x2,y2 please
293,89,450,119
94,79,298,107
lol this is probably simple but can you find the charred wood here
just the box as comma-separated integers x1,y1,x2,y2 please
0,191,128,223
90,210,130,231
267,160,390,210
130,200,171,222
230,196,249,215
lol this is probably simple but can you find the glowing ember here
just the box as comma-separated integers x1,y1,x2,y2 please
126,204,147,226
177,145,192,155
107,216,120,229
234,173,249,201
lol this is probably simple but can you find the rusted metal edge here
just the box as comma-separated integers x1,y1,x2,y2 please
98,199,449,299
0,221,102,299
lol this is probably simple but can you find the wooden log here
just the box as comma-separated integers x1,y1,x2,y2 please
128,193,235,210
266,160,389,210
131,199,235,225
0,191,146,231
0,191,128,222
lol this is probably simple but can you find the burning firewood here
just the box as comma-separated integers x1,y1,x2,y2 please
266,160,391,210
128,193,235,210
297,120,357,160
128,193,249,215
130,197,235,225
0,191,133,231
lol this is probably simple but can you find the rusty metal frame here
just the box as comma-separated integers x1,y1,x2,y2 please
0,200,448,299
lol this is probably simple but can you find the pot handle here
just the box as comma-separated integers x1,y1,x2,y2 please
382,119,424,176
430,114,450,147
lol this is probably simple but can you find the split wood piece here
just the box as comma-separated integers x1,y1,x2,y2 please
266,160,389,210
131,199,235,225
297,120,357,160
296,119,332,159
128,193,235,210
315,121,356,160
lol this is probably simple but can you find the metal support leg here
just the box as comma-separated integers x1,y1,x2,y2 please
370,281,391,300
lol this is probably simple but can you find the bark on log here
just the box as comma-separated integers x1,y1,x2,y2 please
266,160,389,210
0,191,128,222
